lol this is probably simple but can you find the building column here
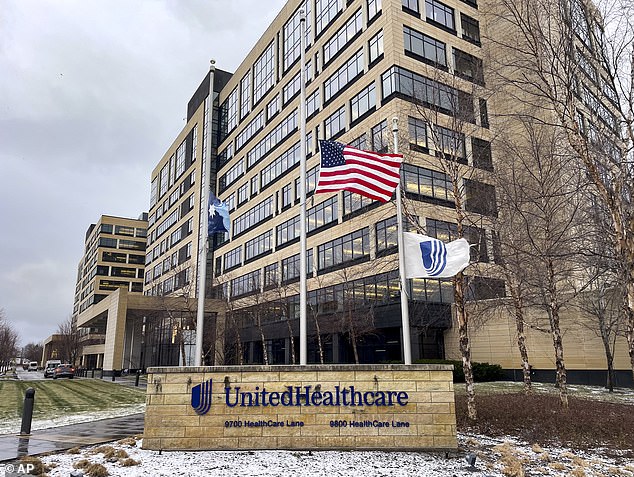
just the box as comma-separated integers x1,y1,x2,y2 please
102,289,129,374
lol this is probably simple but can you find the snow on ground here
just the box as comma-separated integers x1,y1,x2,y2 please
36,433,634,477
0,403,145,435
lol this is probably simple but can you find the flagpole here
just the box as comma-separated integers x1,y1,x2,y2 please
393,117,412,365
298,9,308,366
194,60,216,367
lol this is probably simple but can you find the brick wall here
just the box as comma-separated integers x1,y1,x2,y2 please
143,364,456,451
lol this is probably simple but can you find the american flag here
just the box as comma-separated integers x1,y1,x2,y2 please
315,140,403,202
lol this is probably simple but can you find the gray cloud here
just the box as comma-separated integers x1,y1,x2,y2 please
0,0,286,346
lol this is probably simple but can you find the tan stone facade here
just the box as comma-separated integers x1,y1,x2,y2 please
143,364,456,451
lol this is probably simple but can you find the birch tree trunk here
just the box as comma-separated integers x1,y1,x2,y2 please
455,272,476,420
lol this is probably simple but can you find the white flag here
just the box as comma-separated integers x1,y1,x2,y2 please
403,232,470,278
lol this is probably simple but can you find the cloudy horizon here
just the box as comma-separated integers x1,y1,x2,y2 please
0,0,286,347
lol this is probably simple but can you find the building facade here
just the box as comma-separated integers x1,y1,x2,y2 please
202,0,501,365
73,214,148,368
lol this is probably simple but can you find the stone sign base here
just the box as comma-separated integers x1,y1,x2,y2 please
143,364,456,451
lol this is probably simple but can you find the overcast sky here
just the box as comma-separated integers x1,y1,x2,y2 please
0,0,286,348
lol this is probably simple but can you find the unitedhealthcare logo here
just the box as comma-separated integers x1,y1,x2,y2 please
191,379,213,415
420,238,447,276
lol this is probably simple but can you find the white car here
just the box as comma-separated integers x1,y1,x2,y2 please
28,361,38,371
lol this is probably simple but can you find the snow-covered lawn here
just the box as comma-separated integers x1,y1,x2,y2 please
0,403,145,435
34,433,634,477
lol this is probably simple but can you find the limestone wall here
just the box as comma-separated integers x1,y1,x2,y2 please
143,364,456,451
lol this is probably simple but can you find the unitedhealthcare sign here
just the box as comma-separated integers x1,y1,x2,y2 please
191,379,410,416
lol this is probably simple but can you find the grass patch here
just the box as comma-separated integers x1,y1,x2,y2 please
0,379,145,421
456,392,634,457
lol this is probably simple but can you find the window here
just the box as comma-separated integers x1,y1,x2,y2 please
324,49,364,103
233,196,274,235
150,178,158,207
307,197,338,232
219,159,244,192
114,225,134,236
382,66,474,120
236,111,265,150
276,215,300,246
410,277,454,303
323,9,362,65
472,137,493,171
403,163,453,202
260,142,300,190
436,125,466,162
453,48,484,84
267,94,280,120
250,176,259,196
461,14,480,45
264,263,279,289
175,141,186,178
371,120,388,152
247,109,298,168
465,180,497,216
231,270,260,298
317,228,370,271
349,134,367,150
159,164,169,198
369,30,384,64
408,116,428,150
281,183,293,209
220,88,238,139
343,191,373,216
427,218,488,262
368,0,382,20
240,73,251,119
283,1,312,71
245,231,272,261
283,72,301,105
479,99,489,128
350,83,376,123
238,183,249,205
403,26,446,67
425,0,455,31
282,250,314,282
306,89,321,117
402,0,419,13
316,0,342,36
376,216,398,252
325,106,346,139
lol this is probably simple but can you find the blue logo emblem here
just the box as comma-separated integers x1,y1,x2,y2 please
191,379,213,415
419,239,447,276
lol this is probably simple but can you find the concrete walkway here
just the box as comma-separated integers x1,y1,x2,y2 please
0,413,144,462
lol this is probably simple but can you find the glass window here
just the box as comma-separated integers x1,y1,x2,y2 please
264,263,279,289
282,250,314,282
283,1,312,71
306,89,321,117
325,105,346,139
368,0,382,20
465,180,497,216
436,124,466,162
317,228,369,271
342,191,373,216
376,216,398,252
371,119,388,152
175,140,186,178
253,42,275,105
403,26,446,67
233,196,274,235
369,30,384,64
283,72,301,104
307,196,338,232
247,109,298,168
453,48,484,84
245,231,272,260
220,88,238,140
349,133,367,150
282,183,293,209
267,94,280,120
276,215,300,246
240,73,251,119
260,142,300,190
350,83,376,123
219,159,244,192
324,49,364,103
425,0,455,30
323,8,362,65
408,116,428,150
402,0,419,12
461,14,480,45
236,111,265,150
238,183,249,205
316,0,342,36
472,137,493,171
231,270,260,298
403,163,452,202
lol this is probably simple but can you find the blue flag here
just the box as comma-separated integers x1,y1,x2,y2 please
208,191,230,234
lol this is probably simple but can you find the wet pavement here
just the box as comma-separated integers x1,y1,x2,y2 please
0,413,144,462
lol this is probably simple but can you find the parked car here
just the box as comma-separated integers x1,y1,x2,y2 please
53,364,75,379
44,360,61,378
28,361,38,371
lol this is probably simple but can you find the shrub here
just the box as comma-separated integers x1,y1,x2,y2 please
414,359,504,382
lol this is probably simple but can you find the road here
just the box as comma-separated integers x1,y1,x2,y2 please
14,368,44,381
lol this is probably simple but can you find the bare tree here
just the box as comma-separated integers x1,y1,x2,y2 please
21,342,43,363
0,309,19,370
485,0,634,381
57,315,82,365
